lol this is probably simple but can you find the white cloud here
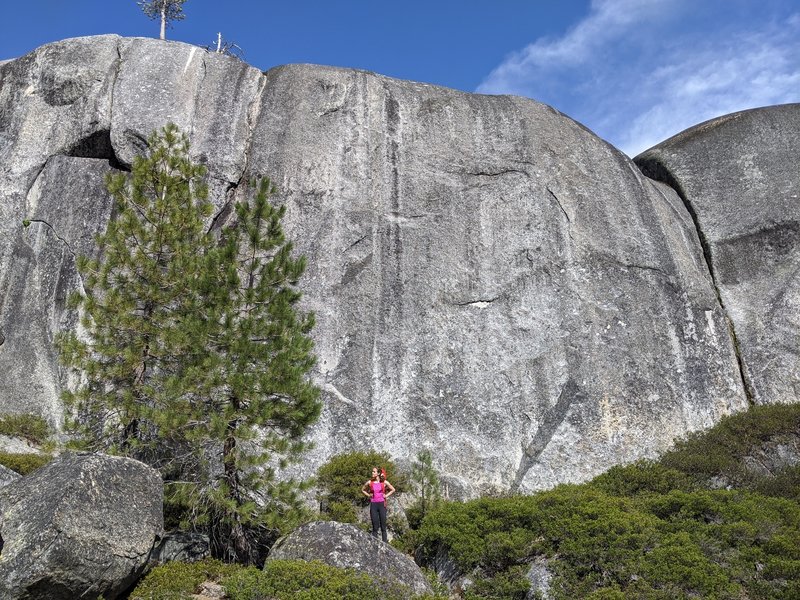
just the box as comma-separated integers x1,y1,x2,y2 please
478,0,800,156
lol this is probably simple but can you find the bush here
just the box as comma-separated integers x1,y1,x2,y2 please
0,452,53,475
316,450,407,522
660,403,800,487
464,565,531,600
321,500,358,524
753,464,800,501
222,559,439,600
0,413,52,445
589,461,694,497
130,557,447,600
129,558,238,599
415,482,800,599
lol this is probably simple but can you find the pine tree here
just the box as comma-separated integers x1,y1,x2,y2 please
58,123,214,463
58,125,321,565
138,0,188,40
172,178,321,564
410,450,441,519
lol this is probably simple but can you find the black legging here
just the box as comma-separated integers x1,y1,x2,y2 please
370,501,387,542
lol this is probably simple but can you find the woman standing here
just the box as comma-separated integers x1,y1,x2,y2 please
362,466,395,542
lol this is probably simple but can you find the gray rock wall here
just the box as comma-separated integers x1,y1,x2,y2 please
636,104,800,407
248,64,745,493
1,35,781,496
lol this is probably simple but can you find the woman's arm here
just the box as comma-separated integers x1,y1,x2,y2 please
362,481,372,497
385,481,396,497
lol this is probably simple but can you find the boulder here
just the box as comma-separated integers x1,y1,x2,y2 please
267,520,432,595
0,452,163,600
636,104,800,406
526,557,554,599
0,462,19,488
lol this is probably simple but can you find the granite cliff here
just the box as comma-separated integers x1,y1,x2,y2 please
1,35,796,496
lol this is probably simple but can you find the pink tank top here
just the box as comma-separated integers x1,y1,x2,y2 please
370,481,385,503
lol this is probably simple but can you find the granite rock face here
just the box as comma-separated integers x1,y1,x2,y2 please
636,104,800,407
0,452,163,600
246,63,745,493
267,520,432,595
2,34,787,497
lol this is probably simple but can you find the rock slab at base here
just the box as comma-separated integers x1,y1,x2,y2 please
0,452,163,600
267,520,432,595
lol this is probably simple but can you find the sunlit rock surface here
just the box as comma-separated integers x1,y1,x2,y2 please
636,104,800,407
4,36,786,497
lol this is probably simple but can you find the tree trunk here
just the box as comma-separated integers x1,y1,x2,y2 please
160,4,166,40
217,397,256,564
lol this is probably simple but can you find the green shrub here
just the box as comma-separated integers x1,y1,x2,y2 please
416,482,800,599
129,558,238,599
316,450,408,524
753,464,800,501
321,500,358,524
589,461,694,496
131,558,447,600
660,403,800,487
464,565,530,600
0,413,52,445
0,452,53,475
222,559,434,600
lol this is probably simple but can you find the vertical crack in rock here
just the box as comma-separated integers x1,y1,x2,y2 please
210,70,268,233
636,158,754,404
108,39,123,152
189,53,207,142
383,90,404,320
546,185,574,242
23,220,77,258
238,72,268,187
512,379,582,492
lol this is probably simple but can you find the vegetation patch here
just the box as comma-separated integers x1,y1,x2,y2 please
0,413,52,445
0,452,52,475
130,558,445,600
659,402,800,491
405,403,800,599
129,558,238,599
316,450,407,523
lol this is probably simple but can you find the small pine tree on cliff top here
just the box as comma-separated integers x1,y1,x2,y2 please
58,123,320,565
138,0,188,40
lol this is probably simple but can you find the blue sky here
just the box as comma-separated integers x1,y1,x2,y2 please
3,0,799,156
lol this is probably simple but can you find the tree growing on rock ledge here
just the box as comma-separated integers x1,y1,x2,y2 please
138,0,188,40
57,123,320,565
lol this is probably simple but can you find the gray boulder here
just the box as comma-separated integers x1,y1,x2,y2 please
636,104,800,406
0,462,19,488
526,557,553,599
0,452,163,600
267,520,432,595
